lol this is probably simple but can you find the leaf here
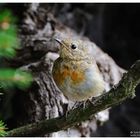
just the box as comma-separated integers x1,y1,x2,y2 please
0,120,7,137
0,9,19,58
0,69,33,90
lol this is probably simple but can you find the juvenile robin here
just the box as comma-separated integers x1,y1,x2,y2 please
52,38,105,102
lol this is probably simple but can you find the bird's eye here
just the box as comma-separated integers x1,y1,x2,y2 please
71,44,77,50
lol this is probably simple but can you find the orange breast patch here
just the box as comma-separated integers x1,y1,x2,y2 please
53,68,85,86
71,71,84,84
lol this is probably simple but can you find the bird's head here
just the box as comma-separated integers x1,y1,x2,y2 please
55,38,91,61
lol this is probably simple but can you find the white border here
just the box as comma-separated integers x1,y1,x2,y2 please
0,0,140,3
1,138,140,139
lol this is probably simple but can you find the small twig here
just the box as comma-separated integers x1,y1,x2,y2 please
7,60,140,137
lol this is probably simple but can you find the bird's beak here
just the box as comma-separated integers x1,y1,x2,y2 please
54,38,71,53
54,38,67,49
54,38,63,45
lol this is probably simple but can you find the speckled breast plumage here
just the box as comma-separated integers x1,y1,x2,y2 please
52,57,105,101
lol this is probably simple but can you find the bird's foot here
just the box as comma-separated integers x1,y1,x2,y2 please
64,98,96,118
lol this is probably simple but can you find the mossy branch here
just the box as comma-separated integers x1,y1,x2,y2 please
7,60,140,137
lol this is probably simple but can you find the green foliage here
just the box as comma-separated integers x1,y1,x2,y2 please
0,120,7,137
0,10,19,58
0,69,33,90
0,10,33,136
0,9,33,89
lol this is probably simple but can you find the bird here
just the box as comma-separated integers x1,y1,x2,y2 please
52,38,105,102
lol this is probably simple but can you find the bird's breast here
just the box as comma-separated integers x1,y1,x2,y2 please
53,66,85,87
52,59,104,101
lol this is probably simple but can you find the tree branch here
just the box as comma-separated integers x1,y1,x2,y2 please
7,60,140,137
